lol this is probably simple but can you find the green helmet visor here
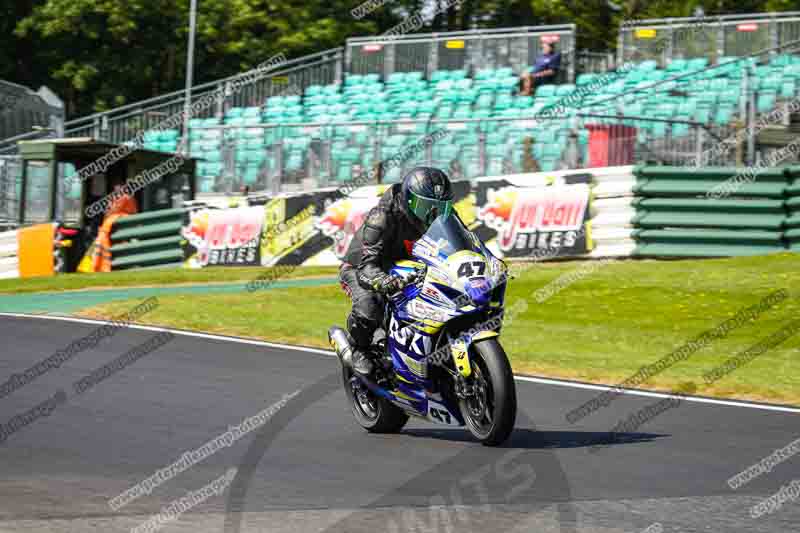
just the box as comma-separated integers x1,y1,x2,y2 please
408,192,453,226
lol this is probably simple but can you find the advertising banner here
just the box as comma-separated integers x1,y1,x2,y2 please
181,174,593,268
183,206,264,267
474,180,591,257
316,185,389,261
259,188,342,266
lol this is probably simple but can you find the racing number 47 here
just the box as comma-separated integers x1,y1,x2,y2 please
457,261,485,277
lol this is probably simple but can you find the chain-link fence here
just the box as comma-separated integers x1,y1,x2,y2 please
0,81,64,142
619,11,800,67
58,49,343,146
576,51,615,74
346,25,576,83
186,111,743,195
574,114,734,168
0,155,22,230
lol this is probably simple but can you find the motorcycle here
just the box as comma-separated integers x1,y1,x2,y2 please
329,214,517,446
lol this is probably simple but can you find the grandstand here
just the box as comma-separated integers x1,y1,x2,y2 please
5,16,800,195
0,80,64,144
169,51,800,193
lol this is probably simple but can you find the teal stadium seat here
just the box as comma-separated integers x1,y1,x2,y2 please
346,74,364,86
535,85,557,98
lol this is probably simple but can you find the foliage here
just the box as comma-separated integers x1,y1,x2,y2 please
0,0,794,119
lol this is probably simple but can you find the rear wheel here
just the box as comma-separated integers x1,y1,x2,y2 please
458,338,517,446
342,367,408,433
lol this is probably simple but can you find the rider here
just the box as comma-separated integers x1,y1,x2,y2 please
339,166,454,376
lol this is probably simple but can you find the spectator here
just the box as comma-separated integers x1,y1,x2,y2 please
519,42,561,96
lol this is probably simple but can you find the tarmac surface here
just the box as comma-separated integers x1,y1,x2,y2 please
0,314,798,533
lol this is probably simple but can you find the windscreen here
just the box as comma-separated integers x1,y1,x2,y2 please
420,214,483,257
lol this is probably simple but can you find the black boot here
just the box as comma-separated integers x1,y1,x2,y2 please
346,312,379,377
350,347,375,377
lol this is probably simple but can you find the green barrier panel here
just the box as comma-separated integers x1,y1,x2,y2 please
633,165,789,198
111,249,185,269
111,235,183,254
633,198,784,212
633,242,784,257
632,229,784,257
112,220,184,241
633,198,786,230
783,166,800,179
109,208,187,271
785,197,800,229
633,228,784,243
634,165,787,180
785,229,800,251
111,208,187,227
633,179,786,198
785,176,800,248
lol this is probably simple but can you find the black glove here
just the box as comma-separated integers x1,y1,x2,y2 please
372,273,408,295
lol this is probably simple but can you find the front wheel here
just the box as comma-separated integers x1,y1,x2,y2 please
342,367,408,433
458,338,517,446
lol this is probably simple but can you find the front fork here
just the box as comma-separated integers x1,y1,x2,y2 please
447,332,500,400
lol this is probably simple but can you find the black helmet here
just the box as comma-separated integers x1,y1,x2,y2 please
400,166,454,229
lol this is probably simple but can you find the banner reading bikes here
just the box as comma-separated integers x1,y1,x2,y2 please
474,178,591,257
182,207,264,267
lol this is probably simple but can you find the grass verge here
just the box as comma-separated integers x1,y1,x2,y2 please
77,253,800,406
0,266,339,294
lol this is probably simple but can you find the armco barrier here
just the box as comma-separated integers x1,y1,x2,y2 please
786,167,800,251
631,165,797,257
632,198,786,230
632,166,789,199
633,228,786,257
110,209,187,270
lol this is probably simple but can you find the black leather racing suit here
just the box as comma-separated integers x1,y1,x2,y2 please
339,183,425,350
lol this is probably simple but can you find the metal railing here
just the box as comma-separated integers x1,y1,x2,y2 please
1,25,579,156
61,48,343,144
185,110,739,195
599,38,800,166
346,25,576,82
573,114,731,168
0,81,64,142
0,155,22,230
0,81,65,156
618,11,800,67
576,50,615,74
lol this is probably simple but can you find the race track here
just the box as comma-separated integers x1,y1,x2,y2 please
0,315,798,533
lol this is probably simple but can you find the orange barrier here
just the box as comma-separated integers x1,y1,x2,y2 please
18,223,55,278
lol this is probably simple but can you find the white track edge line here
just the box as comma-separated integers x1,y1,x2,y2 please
2,312,799,415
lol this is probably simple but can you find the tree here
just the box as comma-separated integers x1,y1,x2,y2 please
14,0,379,117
